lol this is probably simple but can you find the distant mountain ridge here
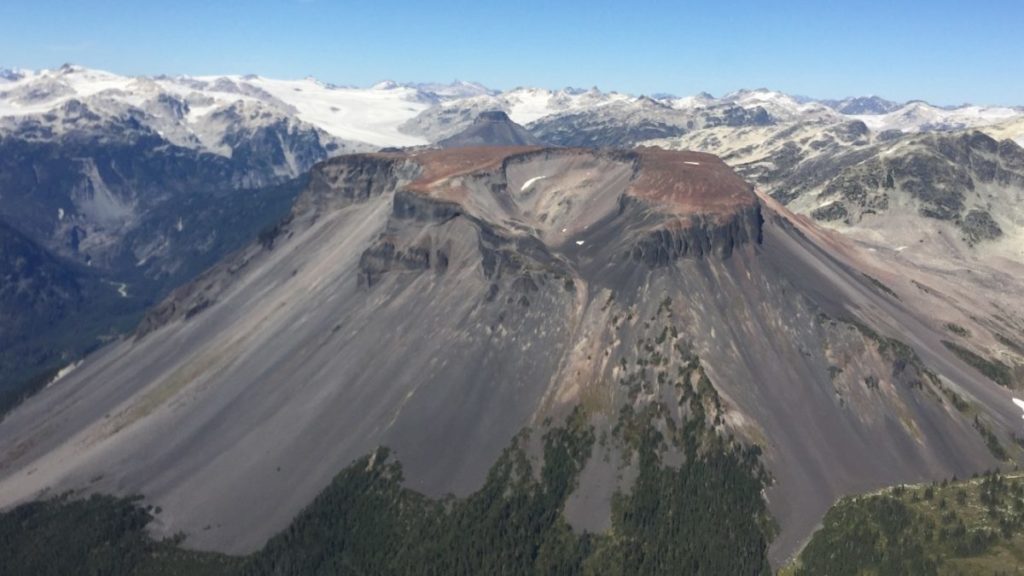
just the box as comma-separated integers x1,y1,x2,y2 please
3,65,1023,151
436,110,541,148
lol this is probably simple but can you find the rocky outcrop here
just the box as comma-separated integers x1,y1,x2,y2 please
757,130,1024,243
391,190,463,222
358,240,437,288
301,154,415,214
961,209,1003,245
810,201,849,222
628,202,764,266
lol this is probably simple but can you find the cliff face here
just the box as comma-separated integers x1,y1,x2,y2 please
300,153,418,215
3,146,1021,569
325,146,765,299
628,202,764,265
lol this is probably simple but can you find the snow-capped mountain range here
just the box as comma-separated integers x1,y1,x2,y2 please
3,65,1023,152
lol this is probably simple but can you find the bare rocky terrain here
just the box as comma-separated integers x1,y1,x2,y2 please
648,124,1024,398
1,146,1022,568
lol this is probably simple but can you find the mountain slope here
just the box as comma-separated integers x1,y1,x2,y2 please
436,110,540,148
0,69,334,394
821,95,902,115
0,147,1021,568
646,127,1024,386
0,219,89,397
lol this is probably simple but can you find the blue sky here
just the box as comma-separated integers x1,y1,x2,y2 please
1,0,1021,105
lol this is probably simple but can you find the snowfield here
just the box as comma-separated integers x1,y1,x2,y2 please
226,76,430,147
852,101,1022,133
1,64,1022,150
0,65,431,148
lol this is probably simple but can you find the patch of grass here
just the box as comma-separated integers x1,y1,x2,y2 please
831,315,933,390
839,316,918,365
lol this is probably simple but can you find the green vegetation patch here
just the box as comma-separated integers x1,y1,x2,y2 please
791,471,1024,576
942,340,1015,388
0,493,239,576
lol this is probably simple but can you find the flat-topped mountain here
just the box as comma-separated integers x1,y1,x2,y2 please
1,146,1021,570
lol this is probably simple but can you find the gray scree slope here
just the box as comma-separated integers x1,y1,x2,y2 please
0,146,1020,566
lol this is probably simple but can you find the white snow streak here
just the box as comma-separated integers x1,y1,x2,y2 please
520,176,546,191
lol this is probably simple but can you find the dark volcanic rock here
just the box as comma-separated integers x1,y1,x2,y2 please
811,201,849,222
437,110,541,148
628,203,763,266
303,153,412,212
391,190,462,222
358,240,434,287
960,209,1003,245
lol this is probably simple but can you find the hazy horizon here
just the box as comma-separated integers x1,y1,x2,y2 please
4,62,1020,111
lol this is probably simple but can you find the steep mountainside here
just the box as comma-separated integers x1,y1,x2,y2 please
0,168,303,397
0,67,337,394
0,219,82,342
1,147,1021,569
0,108,307,392
0,220,91,398
0,122,306,270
